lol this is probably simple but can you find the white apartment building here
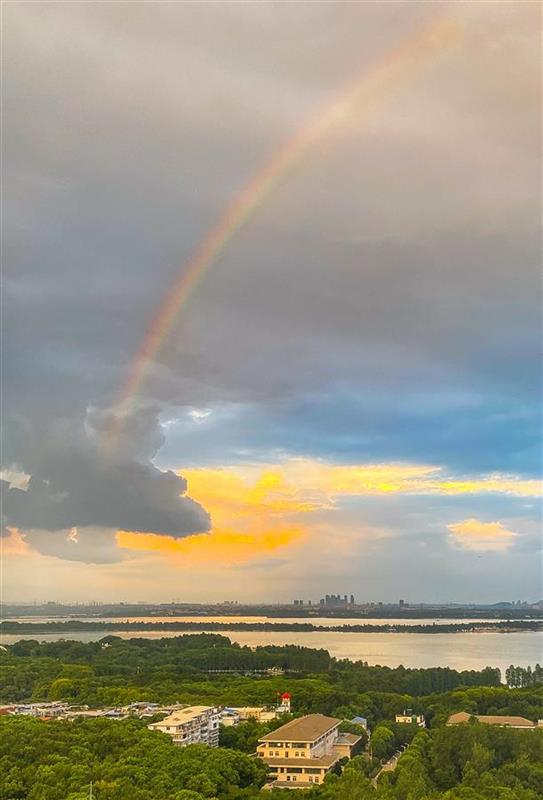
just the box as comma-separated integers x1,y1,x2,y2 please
148,705,220,747
257,713,361,788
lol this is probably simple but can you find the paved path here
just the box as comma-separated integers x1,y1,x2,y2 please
371,750,402,787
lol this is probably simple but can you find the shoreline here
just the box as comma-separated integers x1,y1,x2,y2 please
1,620,541,636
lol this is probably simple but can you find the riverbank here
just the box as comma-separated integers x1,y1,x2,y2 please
1,619,541,635
2,628,540,672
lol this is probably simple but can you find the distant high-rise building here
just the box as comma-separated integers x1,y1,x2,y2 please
399,599,405,608
319,593,355,608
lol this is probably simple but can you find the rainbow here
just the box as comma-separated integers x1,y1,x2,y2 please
109,16,460,441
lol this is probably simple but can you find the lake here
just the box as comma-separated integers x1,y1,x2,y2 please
1,617,541,675
3,615,513,626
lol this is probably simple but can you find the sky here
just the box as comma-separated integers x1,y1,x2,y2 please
2,1,541,604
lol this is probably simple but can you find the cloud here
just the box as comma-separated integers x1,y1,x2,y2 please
1,528,29,554
187,408,212,423
117,464,311,565
190,460,541,504
115,460,538,568
118,526,304,567
447,518,517,552
1,2,540,594
317,464,541,498
3,1,539,431
182,466,319,520
1,407,210,562
23,527,125,564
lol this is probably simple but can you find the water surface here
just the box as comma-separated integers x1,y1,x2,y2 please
2,626,540,675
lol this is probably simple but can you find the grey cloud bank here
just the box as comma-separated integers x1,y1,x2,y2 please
2,407,210,561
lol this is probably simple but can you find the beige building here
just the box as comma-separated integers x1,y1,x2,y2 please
395,710,426,727
223,706,282,724
221,693,292,727
257,714,361,788
447,712,536,729
148,705,220,747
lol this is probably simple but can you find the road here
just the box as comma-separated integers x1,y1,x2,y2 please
371,748,404,787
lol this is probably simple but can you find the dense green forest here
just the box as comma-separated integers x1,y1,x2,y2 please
2,707,542,799
1,635,542,800
1,634,506,711
0,715,268,800
307,724,543,799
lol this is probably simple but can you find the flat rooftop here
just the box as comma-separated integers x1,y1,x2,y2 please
335,732,361,746
152,706,217,725
259,714,340,743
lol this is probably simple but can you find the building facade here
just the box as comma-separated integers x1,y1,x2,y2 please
221,693,292,727
148,705,220,747
395,710,426,727
257,714,361,788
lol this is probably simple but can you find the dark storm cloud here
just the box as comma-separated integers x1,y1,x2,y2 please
2,407,210,546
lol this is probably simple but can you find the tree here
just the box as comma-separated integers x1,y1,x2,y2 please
371,726,396,761
462,742,493,785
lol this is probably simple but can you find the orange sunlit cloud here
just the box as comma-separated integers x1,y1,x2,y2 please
117,525,304,565
278,460,541,499
447,518,517,552
117,468,312,565
1,527,30,555
182,467,318,522
116,460,540,563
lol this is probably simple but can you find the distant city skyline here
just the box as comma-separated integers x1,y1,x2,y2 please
2,2,541,603
2,597,541,609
